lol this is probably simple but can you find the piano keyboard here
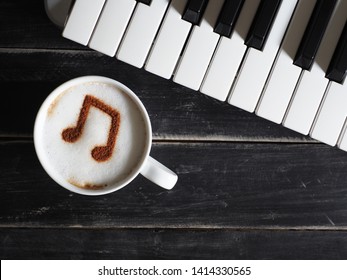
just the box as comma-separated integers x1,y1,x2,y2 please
46,0,347,152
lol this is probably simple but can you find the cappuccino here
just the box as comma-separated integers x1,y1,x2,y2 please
36,81,149,190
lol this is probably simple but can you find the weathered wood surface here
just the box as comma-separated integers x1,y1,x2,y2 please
1,0,347,260
1,141,347,229
1,228,346,259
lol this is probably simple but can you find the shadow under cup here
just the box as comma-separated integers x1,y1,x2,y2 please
34,76,152,195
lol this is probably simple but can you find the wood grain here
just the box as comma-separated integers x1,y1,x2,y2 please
1,228,346,259
1,141,347,229
1,0,347,260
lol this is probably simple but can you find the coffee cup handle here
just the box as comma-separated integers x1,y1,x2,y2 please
140,156,178,190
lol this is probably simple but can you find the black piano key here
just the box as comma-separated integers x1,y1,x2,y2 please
245,0,282,51
326,21,347,84
293,0,338,71
136,0,152,5
182,0,209,25
214,0,245,38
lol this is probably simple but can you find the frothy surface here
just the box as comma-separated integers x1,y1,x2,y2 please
39,82,148,189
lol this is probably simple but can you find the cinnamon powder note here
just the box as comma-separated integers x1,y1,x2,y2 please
62,95,121,162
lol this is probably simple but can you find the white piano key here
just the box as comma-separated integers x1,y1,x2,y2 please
338,123,347,152
88,0,136,57
173,0,224,91
283,70,328,135
255,0,317,124
145,0,191,79
311,81,347,146
228,0,298,113
116,0,170,68
200,0,261,101
62,0,105,46
283,0,347,135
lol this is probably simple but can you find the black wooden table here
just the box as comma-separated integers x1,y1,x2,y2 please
1,0,347,259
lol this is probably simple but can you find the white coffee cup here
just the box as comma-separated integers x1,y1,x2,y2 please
34,76,178,195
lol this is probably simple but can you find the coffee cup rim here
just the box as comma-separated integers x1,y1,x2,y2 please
34,75,152,195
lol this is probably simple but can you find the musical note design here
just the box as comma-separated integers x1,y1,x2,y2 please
62,95,120,162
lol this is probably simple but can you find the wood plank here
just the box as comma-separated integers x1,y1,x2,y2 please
1,228,346,259
0,50,309,141
2,0,346,262
0,0,84,49
1,141,347,229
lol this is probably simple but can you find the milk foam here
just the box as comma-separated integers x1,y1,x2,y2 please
40,82,148,189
